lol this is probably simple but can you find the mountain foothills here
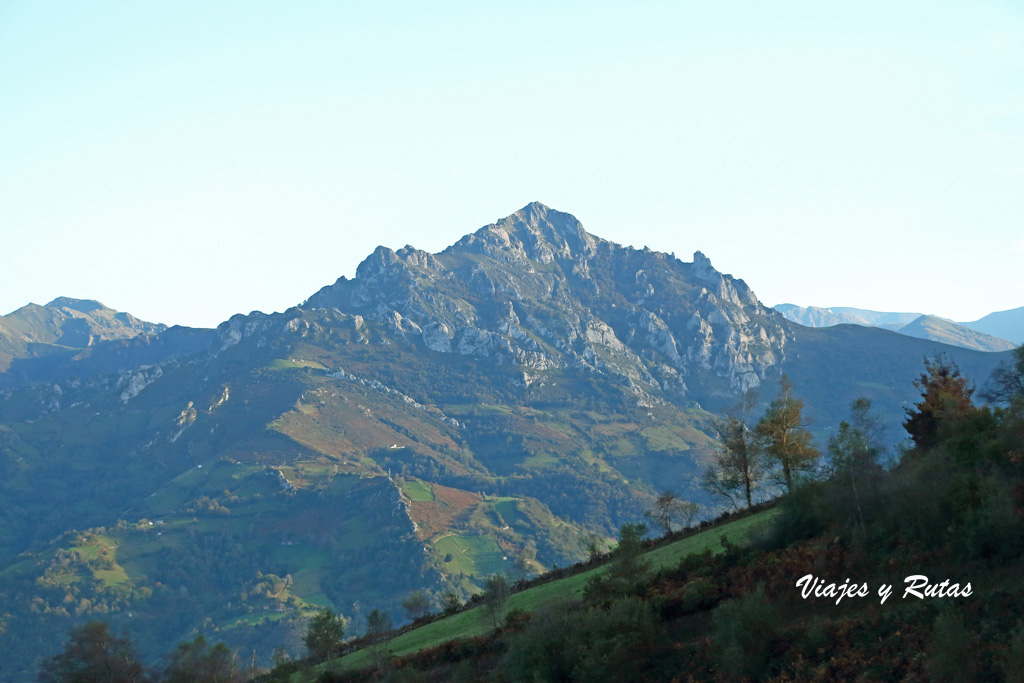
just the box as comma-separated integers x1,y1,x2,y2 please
0,203,1012,679
775,303,1022,352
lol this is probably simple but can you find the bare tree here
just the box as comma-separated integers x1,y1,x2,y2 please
365,609,393,670
645,490,700,535
483,575,511,629
704,390,763,508
980,345,1024,404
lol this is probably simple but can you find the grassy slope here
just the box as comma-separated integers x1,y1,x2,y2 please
313,508,778,677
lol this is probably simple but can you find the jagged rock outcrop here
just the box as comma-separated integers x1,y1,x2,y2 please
305,202,787,397
119,365,164,403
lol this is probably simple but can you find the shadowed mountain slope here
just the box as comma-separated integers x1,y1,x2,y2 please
962,305,1024,345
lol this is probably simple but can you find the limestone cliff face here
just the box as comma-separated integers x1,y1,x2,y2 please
305,202,787,402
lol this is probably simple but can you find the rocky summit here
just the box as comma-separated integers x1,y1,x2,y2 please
304,201,785,400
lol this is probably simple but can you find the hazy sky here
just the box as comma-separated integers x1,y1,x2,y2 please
2,1,1021,329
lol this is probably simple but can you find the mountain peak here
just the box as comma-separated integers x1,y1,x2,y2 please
45,297,108,314
519,200,553,215
0,297,167,371
447,202,599,265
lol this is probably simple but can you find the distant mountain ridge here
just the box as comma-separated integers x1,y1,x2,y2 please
0,297,167,371
774,303,1018,352
962,306,1024,344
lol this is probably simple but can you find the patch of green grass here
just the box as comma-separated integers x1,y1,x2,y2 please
606,437,640,458
318,603,494,677
641,425,691,452
402,479,434,502
643,509,779,571
490,498,521,526
269,358,327,371
94,566,130,586
0,557,37,580
521,452,558,469
434,534,507,577
300,592,332,609
289,567,325,597
144,486,193,516
49,569,89,587
468,403,514,416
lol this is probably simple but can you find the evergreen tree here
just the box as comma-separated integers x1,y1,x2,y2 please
303,609,346,663
584,523,650,603
903,355,976,451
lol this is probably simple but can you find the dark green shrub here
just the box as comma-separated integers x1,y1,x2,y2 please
711,585,778,682
963,476,1023,560
925,607,976,683
502,597,659,683
1003,620,1024,683
765,481,830,549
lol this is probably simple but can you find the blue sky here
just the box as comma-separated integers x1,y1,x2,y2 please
2,1,1022,328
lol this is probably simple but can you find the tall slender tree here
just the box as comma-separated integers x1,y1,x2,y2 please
483,575,511,629
704,390,763,508
365,609,393,641
365,609,393,670
827,398,885,538
756,376,820,491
